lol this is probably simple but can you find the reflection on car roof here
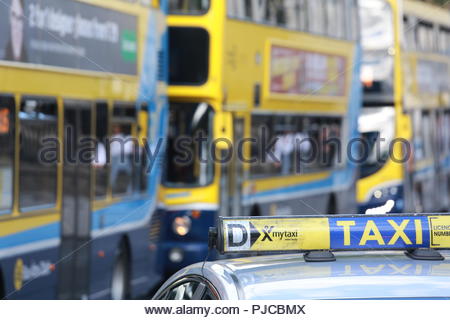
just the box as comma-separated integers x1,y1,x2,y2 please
181,251,450,300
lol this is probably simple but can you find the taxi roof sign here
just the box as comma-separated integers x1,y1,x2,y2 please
209,214,450,260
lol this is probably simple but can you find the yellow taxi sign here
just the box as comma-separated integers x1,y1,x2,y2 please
215,214,450,254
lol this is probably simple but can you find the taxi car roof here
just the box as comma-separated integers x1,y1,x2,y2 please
160,251,450,300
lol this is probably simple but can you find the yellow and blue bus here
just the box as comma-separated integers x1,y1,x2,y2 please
357,0,450,214
0,0,168,299
159,0,362,275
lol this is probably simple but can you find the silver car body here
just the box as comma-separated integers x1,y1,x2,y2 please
154,251,450,299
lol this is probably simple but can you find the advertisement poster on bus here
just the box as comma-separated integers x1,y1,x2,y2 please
270,45,347,97
0,0,138,75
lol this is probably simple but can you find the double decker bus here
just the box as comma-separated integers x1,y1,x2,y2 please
357,0,450,214
159,0,362,275
0,0,168,299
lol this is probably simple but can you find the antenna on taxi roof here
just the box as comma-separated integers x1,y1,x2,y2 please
201,227,218,277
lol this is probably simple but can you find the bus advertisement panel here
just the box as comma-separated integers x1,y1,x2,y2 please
0,0,138,75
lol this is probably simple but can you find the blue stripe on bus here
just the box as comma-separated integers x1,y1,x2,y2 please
0,223,60,249
91,198,155,231
243,168,351,202
1,197,155,250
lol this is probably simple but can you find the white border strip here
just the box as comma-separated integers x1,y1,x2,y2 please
0,238,60,260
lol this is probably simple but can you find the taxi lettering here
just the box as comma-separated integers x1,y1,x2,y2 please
335,219,423,246
433,224,450,237
271,230,298,241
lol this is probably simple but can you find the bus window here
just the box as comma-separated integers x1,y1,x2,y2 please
227,0,251,20
284,0,299,30
297,0,308,31
244,0,253,20
163,102,214,187
0,96,15,214
19,97,58,211
250,115,281,177
416,22,435,52
326,0,338,38
411,110,425,163
436,112,445,158
438,27,450,55
331,0,348,38
422,112,433,159
445,111,450,154
169,0,209,15
308,0,326,35
94,102,109,199
349,0,360,41
250,115,339,178
332,0,346,39
447,30,450,55
320,118,342,168
110,103,137,197
169,27,209,85
265,0,286,26
404,16,417,51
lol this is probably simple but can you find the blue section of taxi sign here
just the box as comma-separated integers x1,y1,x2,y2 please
329,216,430,250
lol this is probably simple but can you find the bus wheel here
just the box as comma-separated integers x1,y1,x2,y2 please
111,246,130,300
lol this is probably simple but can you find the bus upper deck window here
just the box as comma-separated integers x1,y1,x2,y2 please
169,27,209,85
417,23,435,52
169,0,210,15
438,28,449,55
308,0,326,35
0,96,15,214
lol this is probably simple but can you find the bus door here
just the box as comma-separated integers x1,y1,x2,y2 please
58,101,93,299
230,117,245,216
